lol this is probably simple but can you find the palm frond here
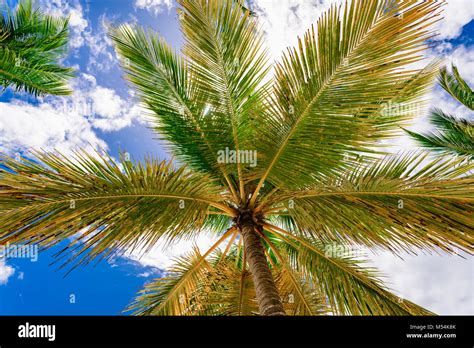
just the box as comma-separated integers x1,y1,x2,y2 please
178,0,271,200
405,110,474,158
439,64,473,110
264,152,473,255
250,0,442,201
264,224,434,315
0,44,73,96
0,0,73,96
192,249,259,315
128,229,235,315
130,241,329,316
232,0,256,16
109,24,238,198
0,150,233,269
261,233,328,315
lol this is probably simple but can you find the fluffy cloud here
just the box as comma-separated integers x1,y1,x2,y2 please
67,73,147,132
83,14,118,73
124,232,221,270
0,73,146,155
0,100,106,155
134,0,173,16
436,0,474,40
0,260,15,285
40,0,118,72
253,0,338,61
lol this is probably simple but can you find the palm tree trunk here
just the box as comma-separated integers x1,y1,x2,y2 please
239,215,286,316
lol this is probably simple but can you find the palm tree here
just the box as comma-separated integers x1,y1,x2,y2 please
405,64,474,158
0,0,74,96
1,0,473,316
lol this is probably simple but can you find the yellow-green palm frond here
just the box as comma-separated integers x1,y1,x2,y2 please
263,224,434,316
0,151,233,269
250,0,442,200
130,241,330,316
0,0,74,96
261,235,330,316
439,64,473,110
108,24,236,193
232,0,256,17
405,65,474,158
178,0,271,199
189,249,259,316
405,110,474,158
263,152,473,255
128,229,239,316
129,247,213,315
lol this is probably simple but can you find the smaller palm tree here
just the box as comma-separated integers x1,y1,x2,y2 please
406,65,473,158
0,0,74,96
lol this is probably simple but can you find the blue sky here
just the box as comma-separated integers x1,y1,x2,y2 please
0,0,473,315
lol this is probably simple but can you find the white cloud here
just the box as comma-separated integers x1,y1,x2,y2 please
134,0,173,16
124,232,228,270
253,0,338,62
0,260,15,285
83,14,118,73
440,45,474,85
90,86,126,118
0,100,106,155
368,251,474,315
436,0,474,40
0,73,146,154
65,73,147,132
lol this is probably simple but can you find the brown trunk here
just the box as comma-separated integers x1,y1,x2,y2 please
239,215,286,316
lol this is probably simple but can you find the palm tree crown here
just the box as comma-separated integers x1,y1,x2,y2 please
0,0,472,316
0,0,74,96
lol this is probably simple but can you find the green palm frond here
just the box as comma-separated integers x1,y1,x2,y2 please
128,228,235,315
406,64,473,158
262,152,473,255
130,242,329,316
439,64,473,110
264,225,434,315
0,151,233,269
261,234,329,315
108,24,236,193
189,249,259,316
405,110,474,158
0,0,74,96
178,0,271,200
249,0,442,201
